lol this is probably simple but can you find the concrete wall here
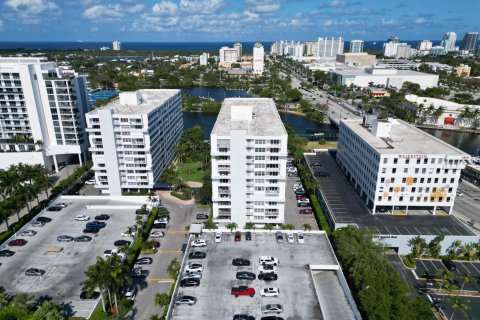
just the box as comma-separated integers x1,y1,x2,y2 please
0,151,45,170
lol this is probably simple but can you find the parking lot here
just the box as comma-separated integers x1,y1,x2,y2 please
284,176,319,230
415,259,480,291
171,231,356,320
0,197,139,318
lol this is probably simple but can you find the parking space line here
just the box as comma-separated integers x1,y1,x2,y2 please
457,261,472,275
468,262,480,275
157,250,183,254
147,278,175,282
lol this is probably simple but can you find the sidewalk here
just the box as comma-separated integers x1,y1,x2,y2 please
0,164,79,233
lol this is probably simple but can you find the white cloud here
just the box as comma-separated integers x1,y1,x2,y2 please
381,18,398,26
324,19,333,27
127,4,144,13
0,19,4,31
415,17,426,25
90,26,98,32
243,9,260,21
152,1,178,15
4,0,61,24
5,0,58,13
254,4,279,13
179,0,224,14
83,4,124,21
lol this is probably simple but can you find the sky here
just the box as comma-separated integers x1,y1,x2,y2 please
0,0,478,42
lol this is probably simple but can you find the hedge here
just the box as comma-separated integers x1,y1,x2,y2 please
309,194,332,234
171,189,192,200
126,207,160,267
403,254,416,269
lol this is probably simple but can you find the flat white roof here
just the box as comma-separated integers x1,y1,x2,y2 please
332,67,434,77
88,89,180,115
342,119,469,156
212,98,287,136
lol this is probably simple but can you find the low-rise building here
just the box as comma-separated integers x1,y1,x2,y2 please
199,53,209,66
86,90,183,195
336,53,375,67
456,64,471,77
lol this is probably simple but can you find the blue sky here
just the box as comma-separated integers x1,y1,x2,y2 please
0,0,478,42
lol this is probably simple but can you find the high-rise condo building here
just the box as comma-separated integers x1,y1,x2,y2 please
441,32,457,52
219,46,239,64
211,98,287,227
416,40,432,51
0,57,90,171
349,40,364,53
460,32,479,52
316,37,344,58
199,53,210,66
253,42,265,75
337,117,469,215
86,90,183,196
234,42,242,61
113,41,121,51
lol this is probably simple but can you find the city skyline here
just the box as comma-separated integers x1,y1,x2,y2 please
0,0,478,42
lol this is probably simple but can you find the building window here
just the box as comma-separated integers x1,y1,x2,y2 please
392,168,396,173
399,196,403,201
393,158,398,164
405,159,410,164
383,158,388,164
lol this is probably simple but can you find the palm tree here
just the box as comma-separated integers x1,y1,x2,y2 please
82,257,110,312
226,222,238,232
244,222,255,230
167,258,181,279
302,223,312,231
263,223,274,231
459,272,474,292
433,106,445,124
281,224,295,230
107,255,131,311
407,236,426,258
447,296,469,320
154,292,171,309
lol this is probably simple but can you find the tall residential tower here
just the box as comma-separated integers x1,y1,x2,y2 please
253,42,265,75
460,32,479,52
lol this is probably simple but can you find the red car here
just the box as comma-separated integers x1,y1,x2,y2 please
231,286,255,297
299,209,313,215
9,239,27,246
296,196,307,200
234,231,241,241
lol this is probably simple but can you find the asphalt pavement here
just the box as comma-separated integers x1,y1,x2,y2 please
453,180,480,228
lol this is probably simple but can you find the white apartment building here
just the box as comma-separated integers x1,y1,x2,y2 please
349,40,364,53
316,37,344,58
219,46,239,64
234,42,242,60
0,57,89,171
113,41,121,51
86,89,183,196
337,117,470,215
199,53,209,66
211,98,288,227
417,40,433,51
441,32,457,52
253,42,265,75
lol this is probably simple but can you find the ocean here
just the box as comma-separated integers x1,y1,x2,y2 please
0,40,447,52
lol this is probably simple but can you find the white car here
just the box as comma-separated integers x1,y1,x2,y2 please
121,229,138,237
181,271,202,279
215,232,222,243
259,256,280,266
149,231,165,238
456,192,463,197
75,215,90,221
185,263,204,274
258,264,277,273
21,230,37,237
85,179,96,185
287,167,297,173
191,239,207,247
297,199,310,205
297,232,305,244
54,202,68,208
292,184,303,191
104,248,126,260
123,286,137,301
261,287,280,298
286,233,294,243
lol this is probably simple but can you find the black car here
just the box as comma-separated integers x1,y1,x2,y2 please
135,257,153,265
232,258,250,266
0,250,15,257
25,268,45,276
114,240,131,247
442,259,457,271
80,291,100,300
74,235,92,242
86,221,106,229
295,190,307,196
245,231,252,241
236,271,256,281
180,278,200,287
152,223,167,229
83,227,100,234
36,217,52,223
196,213,209,220
189,251,206,259
131,267,149,278
261,317,284,320
47,206,62,212
95,214,110,221
234,315,255,320
258,272,278,281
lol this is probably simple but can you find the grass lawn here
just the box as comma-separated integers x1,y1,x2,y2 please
304,140,338,151
177,161,204,182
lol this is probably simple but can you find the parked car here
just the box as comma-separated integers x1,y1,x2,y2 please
191,239,207,247
275,233,284,243
135,257,153,265
442,259,457,271
236,271,256,281
297,202,309,207
152,223,167,229
25,268,45,276
46,206,62,212
21,230,37,237
232,258,250,266
215,232,222,243
75,215,90,221
83,227,100,234
258,265,277,273
149,231,165,238
131,267,149,278
180,278,200,287
80,291,100,300
86,221,106,229
234,231,242,241
154,217,170,224
231,286,255,297
181,271,202,280
260,317,284,320
286,233,294,243
36,217,52,223
175,295,197,305
85,179,96,185
121,229,137,237
9,239,26,246
114,240,131,247
258,273,278,281
57,235,74,242
261,287,280,298
123,285,137,301
245,231,252,241
259,256,279,266
95,214,110,221
196,213,209,220
185,263,204,273
261,304,283,314
292,184,302,190
233,315,255,320
74,235,92,242
54,202,68,208
189,251,206,259
296,195,307,201
299,209,313,215
0,250,15,257
297,232,305,244
31,222,45,228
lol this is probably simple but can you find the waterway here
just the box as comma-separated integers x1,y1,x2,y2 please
181,87,479,154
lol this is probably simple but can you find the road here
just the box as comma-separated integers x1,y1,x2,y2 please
453,180,480,229
129,195,196,320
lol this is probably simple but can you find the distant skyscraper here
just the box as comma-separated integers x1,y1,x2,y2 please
349,40,364,53
219,46,239,64
112,41,121,51
440,32,457,52
234,42,242,61
387,36,400,43
316,37,344,58
416,40,432,51
460,32,479,52
253,42,264,75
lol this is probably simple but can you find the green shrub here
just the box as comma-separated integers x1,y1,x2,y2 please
403,254,416,269
171,188,192,200
125,207,159,267
88,309,108,320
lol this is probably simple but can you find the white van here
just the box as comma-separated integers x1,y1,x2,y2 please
259,256,280,266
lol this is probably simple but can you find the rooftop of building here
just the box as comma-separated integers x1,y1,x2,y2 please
211,98,287,136
88,89,180,115
0,57,49,64
341,118,469,156
331,67,435,77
